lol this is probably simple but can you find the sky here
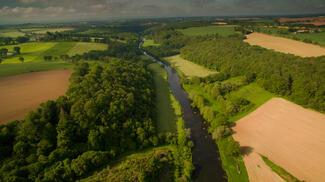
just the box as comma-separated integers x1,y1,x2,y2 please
0,0,324,23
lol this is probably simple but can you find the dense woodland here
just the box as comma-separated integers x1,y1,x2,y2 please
0,61,160,181
181,36,325,112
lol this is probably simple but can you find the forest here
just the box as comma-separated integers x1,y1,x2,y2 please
181,36,325,112
0,60,159,181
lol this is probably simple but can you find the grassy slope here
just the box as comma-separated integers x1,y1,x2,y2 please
178,25,239,37
80,146,175,182
143,39,160,47
164,55,217,78
183,79,274,182
148,63,176,133
0,62,72,78
261,155,302,182
0,42,56,63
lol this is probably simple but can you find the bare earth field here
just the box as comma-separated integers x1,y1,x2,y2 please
233,98,325,182
245,32,325,57
0,70,71,124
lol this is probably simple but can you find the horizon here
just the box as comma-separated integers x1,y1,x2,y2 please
0,0,324,24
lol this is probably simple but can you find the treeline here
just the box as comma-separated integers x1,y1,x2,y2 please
181,37,325,112
0,36,29,46
0,61,159,181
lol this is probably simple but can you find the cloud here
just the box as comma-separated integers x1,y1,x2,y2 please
0,0,324,23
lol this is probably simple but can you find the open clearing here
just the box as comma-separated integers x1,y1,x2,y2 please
245,32,325,57
178,25,238,36
165,55,217,77
142,39,160,47
0,70,71,124
233,98,325,182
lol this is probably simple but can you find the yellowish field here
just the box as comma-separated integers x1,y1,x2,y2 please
164,55,217,77
245,32,325,57
67,42,107,56
233,98,325,182
0,31,25,37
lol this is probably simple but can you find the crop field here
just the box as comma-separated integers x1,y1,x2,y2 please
142,39,160,47
178,25,239,36
0,42,107,63
68,42,108,56
165,55,217,77
0,70,71,123
245,32,325,57
0,29,25,37
20,28,74,34
233,98,325,182
148,63,176,133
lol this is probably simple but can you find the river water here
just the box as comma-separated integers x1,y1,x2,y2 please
142,51,226,182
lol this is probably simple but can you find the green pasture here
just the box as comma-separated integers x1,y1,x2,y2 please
143,39,160,47
148,63,176,133
178,25,239,37
0,61,72,78
0,42,107,63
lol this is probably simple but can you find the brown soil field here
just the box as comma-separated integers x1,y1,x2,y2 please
0,70,71,124
245,32,325,57
233,98,325,182
278,17,325,26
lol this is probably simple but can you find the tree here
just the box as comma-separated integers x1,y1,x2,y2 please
16,36,29,43
0,58,2,64
19,57,24,63
13,46,21,55
0,48,8,57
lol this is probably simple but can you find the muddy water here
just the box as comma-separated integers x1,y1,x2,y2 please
143,51,226,181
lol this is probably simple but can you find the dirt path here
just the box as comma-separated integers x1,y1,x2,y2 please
233,98,325,182
0,70,71,124
245,32,325,57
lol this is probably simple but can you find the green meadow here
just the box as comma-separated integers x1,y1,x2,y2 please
0,42,107,64
0,41,107,77
178,25,239,37
143,39,160,47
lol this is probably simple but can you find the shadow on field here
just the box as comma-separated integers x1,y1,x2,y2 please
240,146,254,156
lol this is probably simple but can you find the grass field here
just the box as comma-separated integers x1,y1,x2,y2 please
0,61,72,78
178,25,239,37
261,155,302,182
148,63,176,133
143,39,160,47
68,42,107,56
165,55,217,77
0,30,25,37
0,42,107,63
20,28,74,34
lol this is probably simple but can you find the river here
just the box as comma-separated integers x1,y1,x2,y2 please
142,50,226,181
